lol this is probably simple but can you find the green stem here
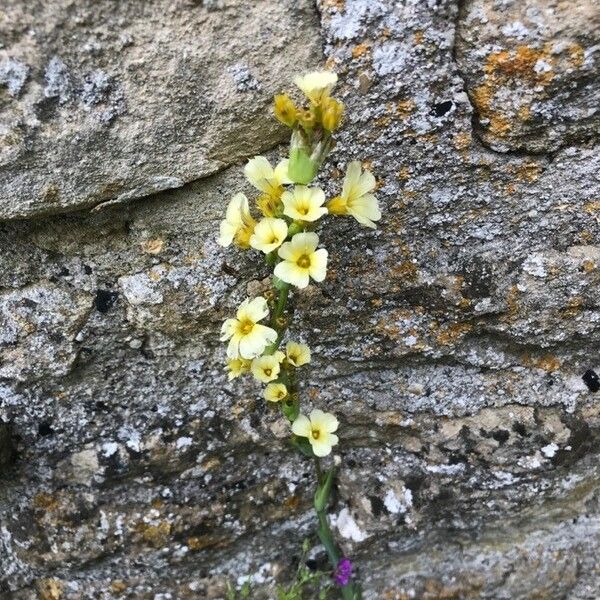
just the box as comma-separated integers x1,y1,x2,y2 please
312,460,360,600
265,283,290,355
274,284,289,320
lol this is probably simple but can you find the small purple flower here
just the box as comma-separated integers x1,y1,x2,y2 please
334,557,353,586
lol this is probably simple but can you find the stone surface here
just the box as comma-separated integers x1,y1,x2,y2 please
0,0,322,220
1,0,600,598
455,0,599,153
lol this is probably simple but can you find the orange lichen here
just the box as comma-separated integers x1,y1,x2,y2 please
321,0,345,9
187,535,221,551
568,43,585,68
351,42,370,59
453,132,471,151
36,579,64,600
390,261,419,282
283,495,300,510
503,285,520,322
435,323,472,346
488,114,512,137
33,492,60,511
485,46,554,84
582,259,596,273
396,99,416,120
537,355,561,372
584,201,600,214
141,239,164,254
517,104,531,121
413,30,424,45
512,160,542,182
560,296,583,318
397,166,411,181
472,45,557,140
136,520,172,547
110,581,128,595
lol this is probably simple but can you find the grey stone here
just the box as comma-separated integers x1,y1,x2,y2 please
0,0,599,598
455,0,600,153
0,0,322,220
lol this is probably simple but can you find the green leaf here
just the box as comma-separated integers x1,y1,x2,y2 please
273,275,289,291
289,434,314,457
281,393,299,422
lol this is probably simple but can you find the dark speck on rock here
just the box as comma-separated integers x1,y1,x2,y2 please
582,369,600,392
369,494,385,517
95,289,119,313
305,559,317,571
431,100,453,117
492,429,510,444
512,422,528,437
38,422,54,437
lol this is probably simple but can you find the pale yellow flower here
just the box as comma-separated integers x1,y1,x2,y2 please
251,351,285,383
292,409,339,457
294,71,338,104
225,358,251,380
263,382,288,403
220,297,277,359
218,193,257,248
274,232,328,289
327,161,381,229
286,341,311,367
244,156,291,197
249,218,288,254
282,186,327,223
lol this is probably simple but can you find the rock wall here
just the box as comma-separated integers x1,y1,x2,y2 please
0,0,599,598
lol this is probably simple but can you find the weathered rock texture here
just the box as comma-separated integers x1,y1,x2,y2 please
1,0,599,598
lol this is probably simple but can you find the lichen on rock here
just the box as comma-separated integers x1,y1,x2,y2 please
0,0,599,598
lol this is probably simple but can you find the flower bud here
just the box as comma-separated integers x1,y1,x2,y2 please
297,108,317,129
321,97,344,131
287,221,304,237
273,94,298,127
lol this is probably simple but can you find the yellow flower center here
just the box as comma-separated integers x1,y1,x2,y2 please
298,205,309,216
297,254,311,269
269,235,279,244
289,354,298,363
278,390,285,399
264,368,272,377
239,319,254,335
311,429,320,440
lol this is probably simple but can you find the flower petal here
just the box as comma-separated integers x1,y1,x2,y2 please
243,297,269,323
275,159,292,185
244,156,275,193
292,414,312,438
341,161,362,200
277,239,297,262
291,231,319,255
220,318,237,341
226,334,241,359
309,248,328,282
274,260,310,288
